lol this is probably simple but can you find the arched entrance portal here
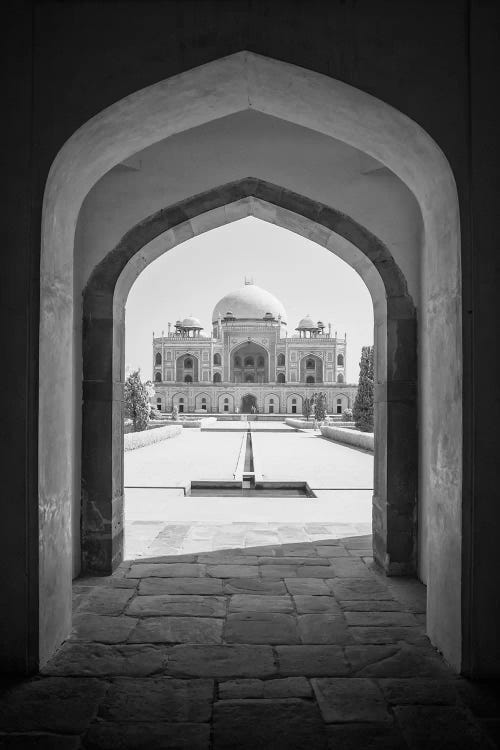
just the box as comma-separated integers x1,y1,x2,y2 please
231,342,269,383
83,180,414,584
241,394,257,413
40,52,462,670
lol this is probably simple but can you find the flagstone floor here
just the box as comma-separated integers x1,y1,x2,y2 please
1,527,499,748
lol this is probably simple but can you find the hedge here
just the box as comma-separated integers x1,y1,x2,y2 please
124,424,182,451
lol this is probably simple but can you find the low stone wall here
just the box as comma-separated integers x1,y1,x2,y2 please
285,418,316,429
172,417,218,428
320,424,374,452
124,424,182,451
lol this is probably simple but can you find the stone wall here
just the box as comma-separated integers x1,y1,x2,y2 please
320,425,374,453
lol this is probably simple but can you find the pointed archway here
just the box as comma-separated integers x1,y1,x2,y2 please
39,52,462,671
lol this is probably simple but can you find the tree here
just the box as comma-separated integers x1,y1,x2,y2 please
302,396,312,421
312,392,327,422
352,346,374,432
124,370,153,432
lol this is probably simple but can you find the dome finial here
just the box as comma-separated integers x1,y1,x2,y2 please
244,276,254,286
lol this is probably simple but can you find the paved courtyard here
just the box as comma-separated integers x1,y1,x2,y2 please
124,423,374,559
2,426,498,747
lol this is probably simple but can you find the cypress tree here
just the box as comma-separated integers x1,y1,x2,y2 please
313,392,327,422
124,370,153,432
352,346,374,432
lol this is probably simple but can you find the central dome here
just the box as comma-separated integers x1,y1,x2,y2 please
212,282,287,324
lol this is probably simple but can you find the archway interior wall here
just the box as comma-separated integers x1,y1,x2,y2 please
41,52,461,669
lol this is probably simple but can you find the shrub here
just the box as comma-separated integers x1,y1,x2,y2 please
171,406,179,421
342,408,353,422
124,424,182,451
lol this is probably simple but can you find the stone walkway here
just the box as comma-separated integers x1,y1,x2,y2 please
1,528,499,748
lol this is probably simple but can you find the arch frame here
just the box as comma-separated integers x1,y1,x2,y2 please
39,51,462,670
82,179,415,583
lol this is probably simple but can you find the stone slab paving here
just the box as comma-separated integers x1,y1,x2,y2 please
1,532,499,748
251,430,374,488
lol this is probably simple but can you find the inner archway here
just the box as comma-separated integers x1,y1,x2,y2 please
241,394,258,413
40,52,462,670
83,182,412,584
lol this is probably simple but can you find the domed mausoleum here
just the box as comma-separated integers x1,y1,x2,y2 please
152,281,356,415
212,282,287,325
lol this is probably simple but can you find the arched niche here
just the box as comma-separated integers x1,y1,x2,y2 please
40,52,461,670
300,354,324,383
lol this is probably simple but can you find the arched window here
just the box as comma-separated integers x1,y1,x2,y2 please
234,356,242,368
291,398,297,414
268,398,274,414
257,355,264,367
306,359,315,369
213,372,221,383
178,397,184,414
269,398,274,404
337,397,342,414
292,398,297,404
277,373,285,383
277,353,285,367
337,373,344,383
184,374,193,383
155,372,161,382
245,374,254,383
244,357,254,367
201,397,207,410
337,353,344,367
213,353,221,365
184,358,193,369
306,375,315,384
223,397,229,412
155,352,162,365
156,397,162,411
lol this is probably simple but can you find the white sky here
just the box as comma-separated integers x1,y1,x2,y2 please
125,218,374,384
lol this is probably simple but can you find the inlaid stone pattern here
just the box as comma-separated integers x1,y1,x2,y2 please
2,527,498,748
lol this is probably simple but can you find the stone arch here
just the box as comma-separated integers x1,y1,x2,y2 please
218,392,234,413
335,393,349,414
230,340,269,383
337,373,344,383
213,353,222,366
39,52,462,669
154,372,161,383
85,184,409,564
277,353,285,367
287,393,303,415
172,392,187,413
213,372,222,383
176,353,199,383
337,353,344,367
241,393,258,413
264,393,280,414
277,373,285,384
155,352,162,366
300,354,324,383
195,393,211,412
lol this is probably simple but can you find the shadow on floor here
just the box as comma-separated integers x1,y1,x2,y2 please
1,534,499,748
